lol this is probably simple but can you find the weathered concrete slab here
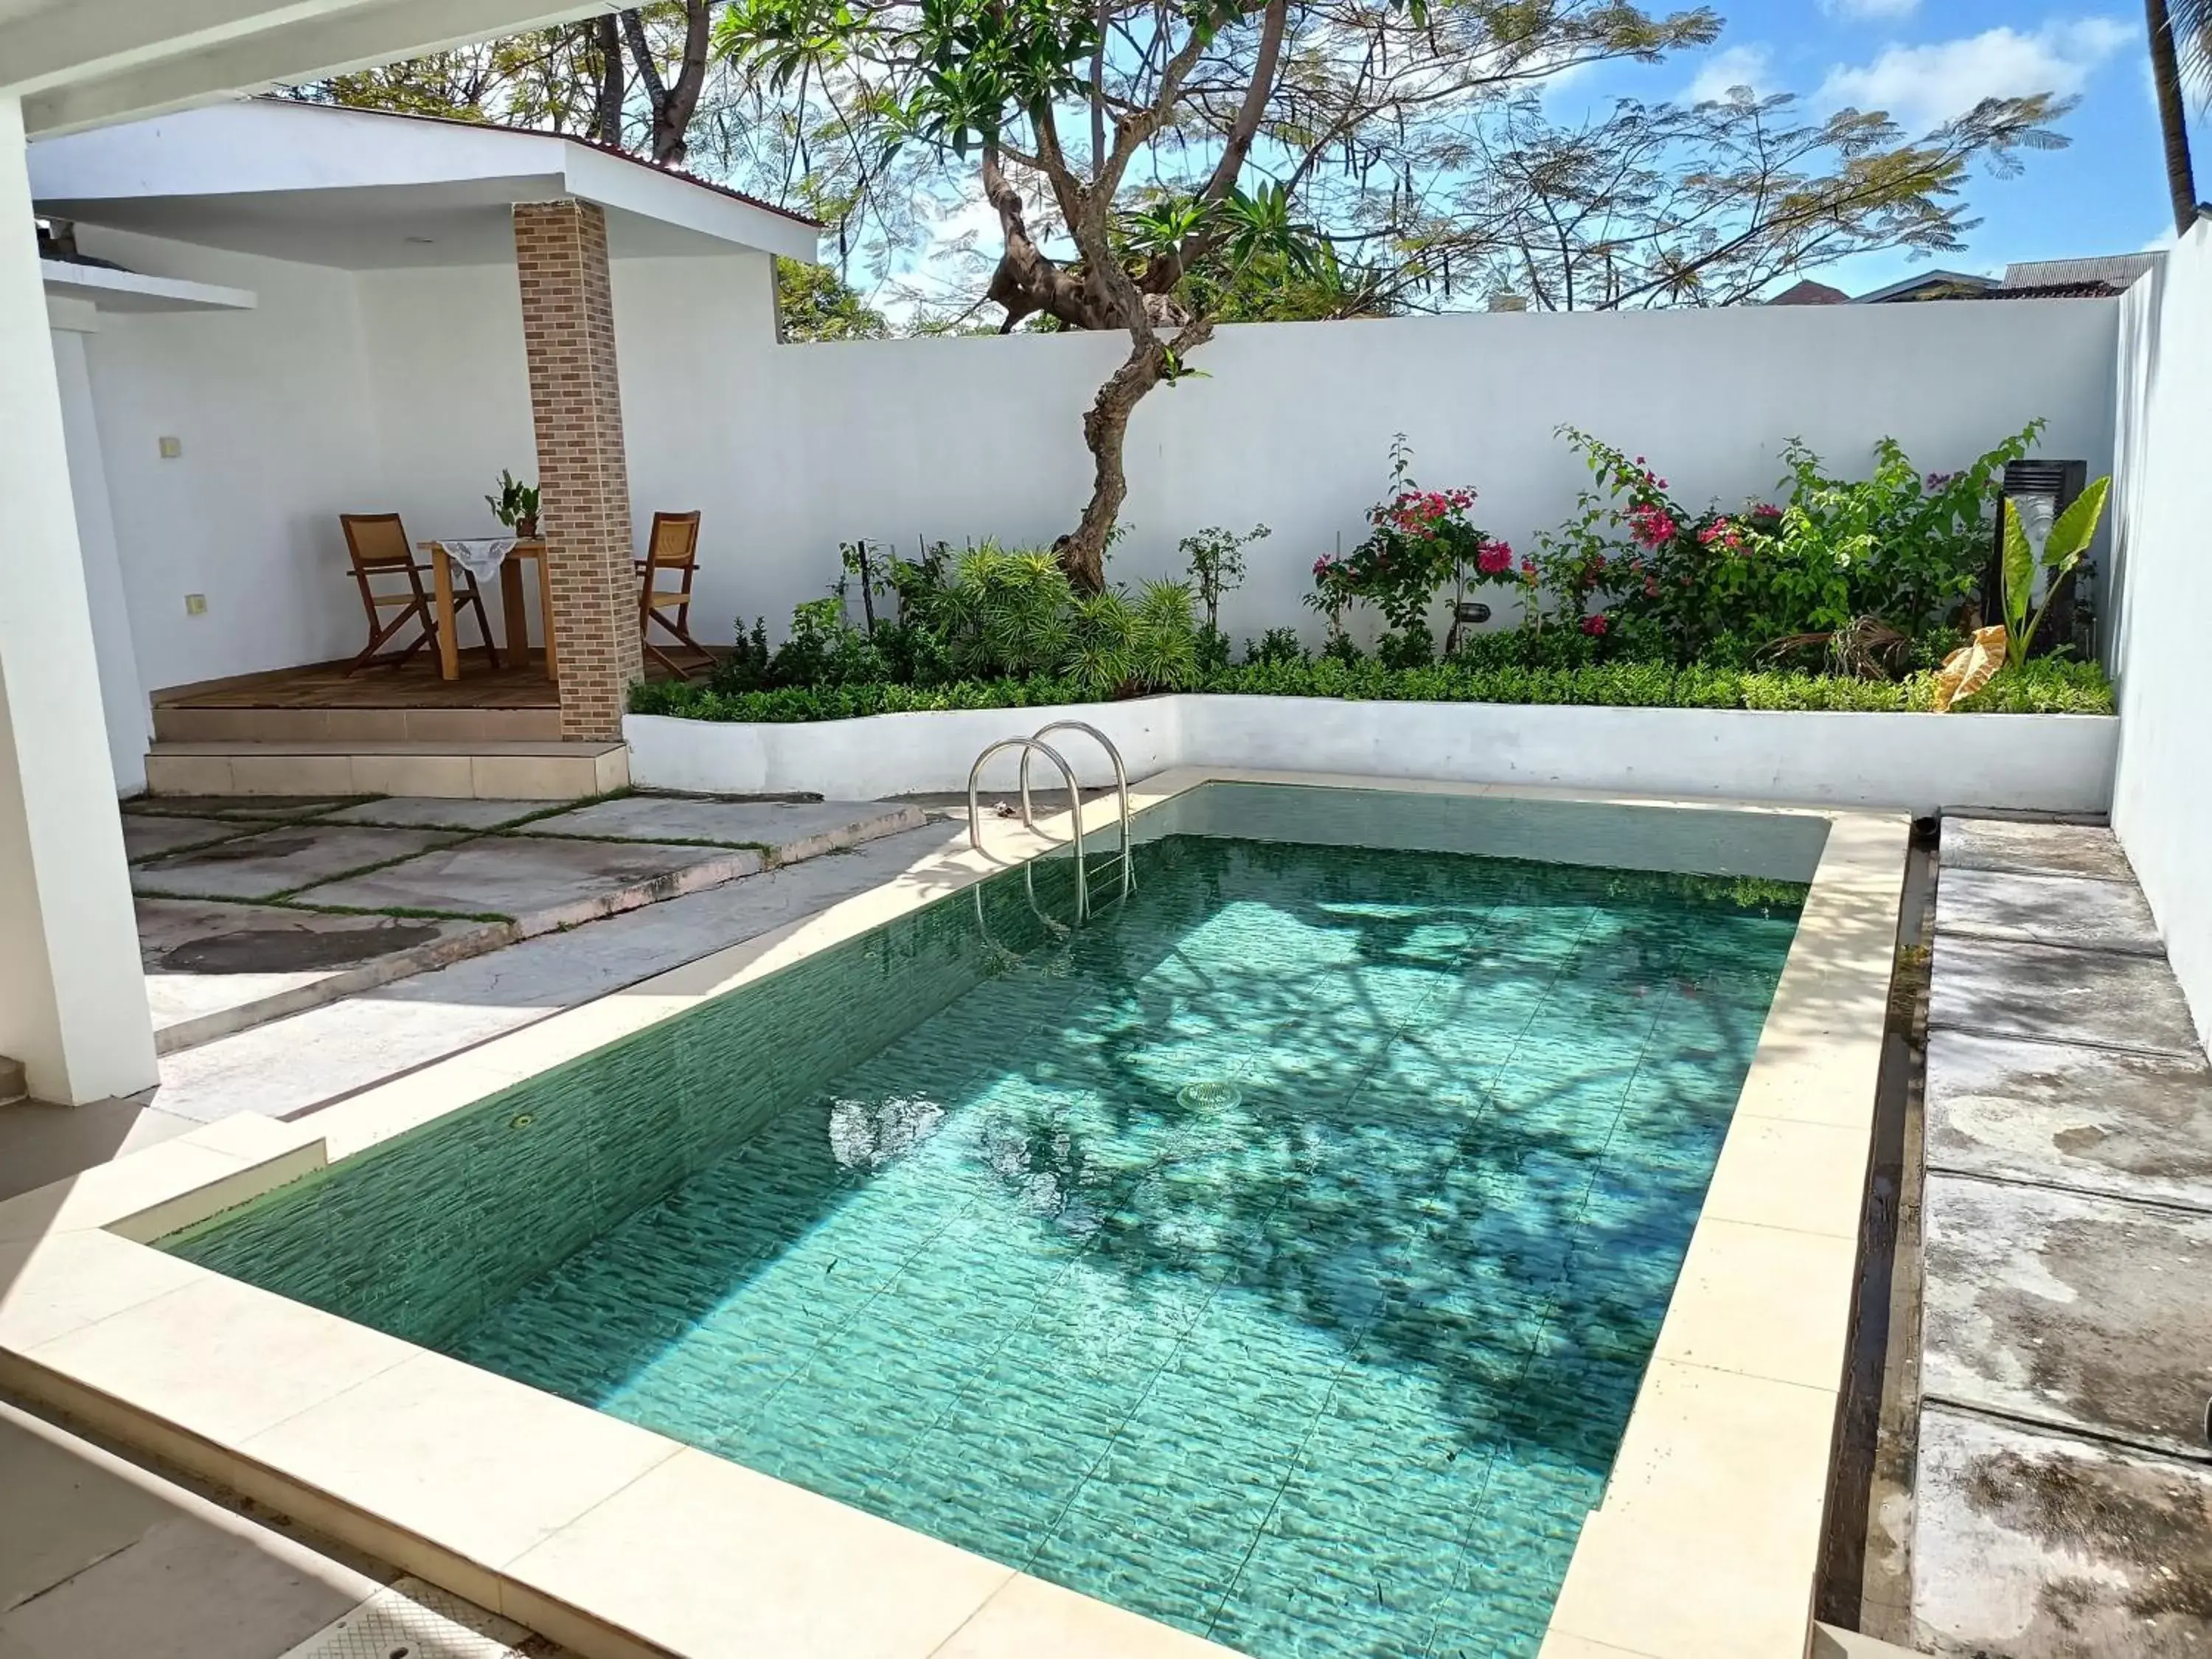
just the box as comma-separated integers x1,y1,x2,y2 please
1930,936,2202,1060
1937,867,2165,957
1923,1174,2212,1458
147,820,964,1126
529,793,926,860
129,824,457,902
124,794,351,821
1915,1404,2212,1658
1943,817,2136,884
120,814,246,863
136,897,507,1052
318,796,554,831
1927,1029,2212,1213
296,834,761,929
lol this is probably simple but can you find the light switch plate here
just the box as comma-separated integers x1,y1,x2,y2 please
158,436,182,459
184,594,207,616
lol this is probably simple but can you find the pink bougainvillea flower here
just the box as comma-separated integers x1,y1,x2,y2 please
1476,544,1512,575
1644,576,1660,597
1581,614,1608,636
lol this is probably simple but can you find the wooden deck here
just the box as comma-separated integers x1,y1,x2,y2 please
150,651,713,745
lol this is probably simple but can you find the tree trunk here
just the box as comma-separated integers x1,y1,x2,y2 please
591,15,624,147
2150,0,2200,236
1060,317,1214,591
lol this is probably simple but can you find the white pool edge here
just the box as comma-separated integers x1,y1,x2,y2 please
0,771,1905,1659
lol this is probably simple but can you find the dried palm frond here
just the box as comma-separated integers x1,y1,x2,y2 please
1933,625,2008,712
1761,616,1913,681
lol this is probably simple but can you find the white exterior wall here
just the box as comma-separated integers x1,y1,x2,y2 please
355,276,2121,653
627,700,2116,816
2108,222,2212,1051
71,226,387,698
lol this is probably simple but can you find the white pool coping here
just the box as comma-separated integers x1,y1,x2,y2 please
0,770,1907,1659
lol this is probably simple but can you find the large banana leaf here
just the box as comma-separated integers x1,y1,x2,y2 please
2001,497,2036,639
2045,475,2112,567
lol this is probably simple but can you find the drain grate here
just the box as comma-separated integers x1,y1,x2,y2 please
276,1577,538,1659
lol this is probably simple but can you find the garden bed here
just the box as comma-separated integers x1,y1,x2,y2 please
625,681,2117,814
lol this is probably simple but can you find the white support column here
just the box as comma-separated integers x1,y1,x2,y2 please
0,94,156,1105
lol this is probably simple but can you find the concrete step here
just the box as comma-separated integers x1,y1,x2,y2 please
153,703,561,744
0,1055,24,1107
145,740,627,801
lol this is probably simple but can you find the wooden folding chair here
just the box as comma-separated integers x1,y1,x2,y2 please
338,512,497,676
636,510,714,678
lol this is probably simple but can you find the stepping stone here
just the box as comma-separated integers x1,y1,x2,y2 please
1929,936,2202,1060
1927,1029,2212,1213
124,795,352,821
1914,1405,2212,1658
318,797,553,831
527,796,926,860
136,897,505,1051
121,814,246,863
1922,1174,2212,1458
1942,816,2136,883
129,825,457,902
296,835,762,931
1936,867,2164,956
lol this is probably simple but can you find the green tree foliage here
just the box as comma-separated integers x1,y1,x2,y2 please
776,257,891,340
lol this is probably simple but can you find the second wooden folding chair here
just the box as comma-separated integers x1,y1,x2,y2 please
636,510,716,679
338,512,497,675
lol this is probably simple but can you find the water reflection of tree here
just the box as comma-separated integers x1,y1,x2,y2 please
964,835,1796,1477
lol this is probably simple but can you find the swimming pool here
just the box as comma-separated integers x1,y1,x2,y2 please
162,785,1812,1658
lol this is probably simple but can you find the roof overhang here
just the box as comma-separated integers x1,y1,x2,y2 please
28,102,821,267
0,0,616,137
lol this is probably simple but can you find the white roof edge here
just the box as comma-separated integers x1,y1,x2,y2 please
30,100,821,262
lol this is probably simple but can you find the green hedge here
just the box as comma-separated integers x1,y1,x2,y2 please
627,655,2115,725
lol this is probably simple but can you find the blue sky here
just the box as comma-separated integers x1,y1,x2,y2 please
880,3,2194,313
1582,1,2192,294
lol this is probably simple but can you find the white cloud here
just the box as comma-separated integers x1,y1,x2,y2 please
1687,45,1775,105
1820,0,1921,19
1818,18,2135,131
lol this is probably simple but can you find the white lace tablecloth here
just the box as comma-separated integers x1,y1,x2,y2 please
435,538,518,586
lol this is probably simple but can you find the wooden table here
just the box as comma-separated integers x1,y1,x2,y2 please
423,539,556,682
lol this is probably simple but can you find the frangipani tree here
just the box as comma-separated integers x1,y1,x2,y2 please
714,0,1725,588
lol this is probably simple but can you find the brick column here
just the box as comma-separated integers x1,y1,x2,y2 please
513,199,641,741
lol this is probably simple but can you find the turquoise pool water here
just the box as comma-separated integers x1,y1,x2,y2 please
170,812,1804,1659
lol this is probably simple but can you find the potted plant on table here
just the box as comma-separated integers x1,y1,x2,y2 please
487,470,540,540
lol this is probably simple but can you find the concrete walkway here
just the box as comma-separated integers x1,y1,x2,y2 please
1912,815,2212,1657
124,790,922,1054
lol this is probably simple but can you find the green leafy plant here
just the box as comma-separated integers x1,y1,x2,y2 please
484,470,540,531
1244,627,1307,666
2000,476,2112,667
1181,523,1268,670
634,653,2112,723
1310,437,1511,656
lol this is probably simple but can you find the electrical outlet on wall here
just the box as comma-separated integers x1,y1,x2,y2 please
158,436,182,459
184,594,207,616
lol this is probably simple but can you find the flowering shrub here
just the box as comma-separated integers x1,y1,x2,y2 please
1528,423,2045,664
1309,436,1514,659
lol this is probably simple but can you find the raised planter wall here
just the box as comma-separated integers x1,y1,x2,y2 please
625,697,2118,816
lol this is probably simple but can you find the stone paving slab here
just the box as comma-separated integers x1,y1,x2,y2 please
1941,816,2138,884
129,824,459,902
316,797,554,832
1936,867,2165,956
296,834,762,931
1922,1173,2212,1459
136,898,509,1053
526,794,926,858
1929,935,2203,1060
1914,1404,2212,1658
145,821,964,1125
1927,1029,2212,1212
122,814,250,863
124,795,355,821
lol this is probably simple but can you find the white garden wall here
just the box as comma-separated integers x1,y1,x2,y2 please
627,700,2118,817
69,225,388,695
2108,220,2212,1051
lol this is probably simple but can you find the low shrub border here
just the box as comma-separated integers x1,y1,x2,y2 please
628,655,2112,725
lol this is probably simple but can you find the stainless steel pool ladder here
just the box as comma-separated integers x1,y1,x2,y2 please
965,723,1135,924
